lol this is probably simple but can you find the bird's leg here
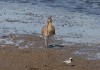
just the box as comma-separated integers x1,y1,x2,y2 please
44,37,48,49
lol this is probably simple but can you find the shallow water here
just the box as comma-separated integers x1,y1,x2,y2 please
74,46,100,60
0,1,99,44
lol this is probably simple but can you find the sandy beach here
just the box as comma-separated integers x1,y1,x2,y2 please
0,34,100,70
0,44,100,70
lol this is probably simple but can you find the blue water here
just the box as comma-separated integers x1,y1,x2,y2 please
0,0,100,15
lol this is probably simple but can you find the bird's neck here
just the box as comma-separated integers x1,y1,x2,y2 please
48,22,53,26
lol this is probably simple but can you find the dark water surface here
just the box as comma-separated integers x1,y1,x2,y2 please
0,0,100,15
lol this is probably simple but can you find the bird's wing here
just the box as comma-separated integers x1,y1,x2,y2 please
52,26,55,34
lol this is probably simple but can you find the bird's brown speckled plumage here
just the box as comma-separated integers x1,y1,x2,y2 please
41,16,55,49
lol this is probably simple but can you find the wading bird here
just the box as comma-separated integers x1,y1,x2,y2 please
41,16,55,49
63,57,73,65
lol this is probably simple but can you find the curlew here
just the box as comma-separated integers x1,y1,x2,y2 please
41,16,55,49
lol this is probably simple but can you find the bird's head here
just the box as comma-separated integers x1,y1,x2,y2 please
47,16,52,23
69,57,72,60
69,57,73,62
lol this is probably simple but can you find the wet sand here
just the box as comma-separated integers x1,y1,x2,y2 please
0,34,100,70
0,46,100,70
